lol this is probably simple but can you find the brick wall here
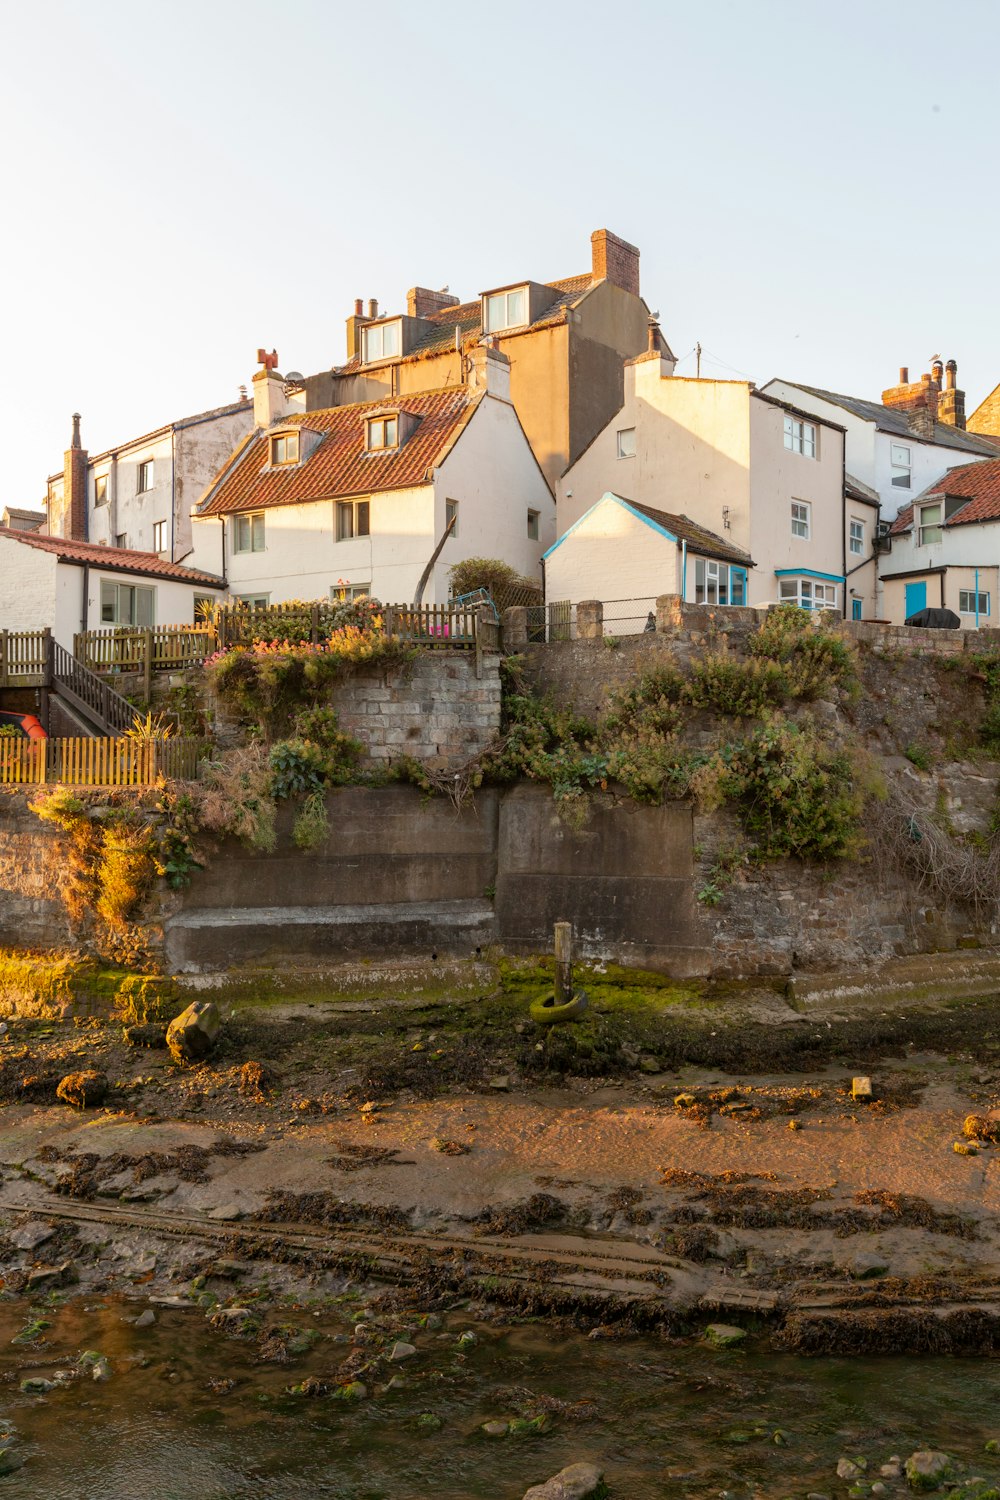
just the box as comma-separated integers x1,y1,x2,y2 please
590,229,640,296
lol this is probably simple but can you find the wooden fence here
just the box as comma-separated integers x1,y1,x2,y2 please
0,628,49,687
0,736,209,787
74,625,214,673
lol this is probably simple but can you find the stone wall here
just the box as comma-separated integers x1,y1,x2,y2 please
0,789,75,950
332,654,501,770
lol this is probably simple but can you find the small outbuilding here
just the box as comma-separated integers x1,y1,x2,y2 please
543,492,755,630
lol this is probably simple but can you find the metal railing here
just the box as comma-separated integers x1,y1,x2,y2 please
0,735,209,786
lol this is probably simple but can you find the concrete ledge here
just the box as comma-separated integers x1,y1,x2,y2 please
165,900,498,972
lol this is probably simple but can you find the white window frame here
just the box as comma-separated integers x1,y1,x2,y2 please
791,500,811,540
100,580,155,626
94,475,108,505
336,499,370,541
152,520,167,553
361,320,401,363
783,415,817,458
778,577,838,611
137,459,155,493
234,511,265,553
483,286,528,333
918,503,942,547
959,590,990,617
366,415,398,452
235,593,270,609
445,498,459,538
331,582,371,602
849,517,865,556
527,508,540,541
270,431,299,466
616,427,636,459
891,443,912,489
694,559,747,607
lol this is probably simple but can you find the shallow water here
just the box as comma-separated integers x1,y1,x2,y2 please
2,1297,999,1499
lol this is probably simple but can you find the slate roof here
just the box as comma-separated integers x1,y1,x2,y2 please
337,275,599,372
0,527,225,586
774,382,1000,457
0,507,46,529
196,388,480,517
890,458,1000,535
628,501,754,566
47,398,253,482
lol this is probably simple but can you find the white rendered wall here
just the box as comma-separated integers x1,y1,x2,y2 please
0,537,58,631
544,497,680,615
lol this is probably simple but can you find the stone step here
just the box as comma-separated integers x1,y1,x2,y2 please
164,899,497,971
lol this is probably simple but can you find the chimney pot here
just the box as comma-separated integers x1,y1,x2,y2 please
368,298,378,319
946,358,957,390
354,298,364,316
71,412,82,448
899,367,909,384
932,358,944,386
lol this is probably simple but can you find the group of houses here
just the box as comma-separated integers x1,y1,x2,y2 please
6,225,1000,646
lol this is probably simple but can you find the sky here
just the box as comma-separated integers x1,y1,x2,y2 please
2,0,1000,509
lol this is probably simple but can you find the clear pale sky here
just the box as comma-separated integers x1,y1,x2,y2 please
3,0,999,510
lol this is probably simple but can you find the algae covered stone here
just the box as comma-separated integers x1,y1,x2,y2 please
904,1451,953,1491
166,1001,222,1064
704,1323,746,1349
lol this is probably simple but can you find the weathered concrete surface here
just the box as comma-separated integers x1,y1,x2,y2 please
495,784,711,975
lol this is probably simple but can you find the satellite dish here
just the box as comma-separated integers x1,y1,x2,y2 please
285,371,304,382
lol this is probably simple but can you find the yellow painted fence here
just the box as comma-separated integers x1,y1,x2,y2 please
0,737,209,787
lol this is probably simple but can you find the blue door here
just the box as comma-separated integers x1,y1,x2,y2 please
852,599,862,621
905,581,927,619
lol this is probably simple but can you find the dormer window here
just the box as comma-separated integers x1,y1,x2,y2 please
361,320,401,363
270,431,299,466
483,287,528,333
367,415,398,451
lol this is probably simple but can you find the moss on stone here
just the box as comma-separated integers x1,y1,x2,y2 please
0,948,177,1021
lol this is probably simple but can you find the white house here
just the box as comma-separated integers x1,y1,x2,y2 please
544,492,754,629
557,342,854,614
191,347,555,608
45,400,254,563
882,457,1000,626
0,527,227,643
763,363,998,521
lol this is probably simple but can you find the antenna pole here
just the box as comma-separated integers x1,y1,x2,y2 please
695,342,702,379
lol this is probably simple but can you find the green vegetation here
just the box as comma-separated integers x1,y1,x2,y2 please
905,743,933,771
0,949,176,1020
447,556,541,610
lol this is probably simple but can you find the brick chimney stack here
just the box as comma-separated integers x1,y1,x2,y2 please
881,362,941,422
591,228,640,296
346,298,371,360
937,358,966,428
62,411,88,541
407,286,460,318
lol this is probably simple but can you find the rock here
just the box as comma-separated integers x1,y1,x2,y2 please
415,1413,443,1433
207,1204,243,1221
27,1261,76,1290
881,1462,903,1478
482,1420,509,1437
954,1141,979,1156
871,1485,888,1496
904,1451,952,1490
521,1462,606,1500
166,1001,222,1064
838,1458,865,1480
986,1440,1000,1455
77,1351,111,1381
851,1076,874,1101
674,1092,697,1108
390,1341,416,1361
510,1415,551,1436
19,1377,56,1395
10,1221,54,1252
639,1056,661,1073
210,1306,254,1328
788,1119,803,1131
456,1330,477,1348
330,1380,366,1401
123,1023,168,1049
56,1070,108,1109
489,1076,511,1091
848,1252,889,1279
384,1376,407,1391
703,1323,746,1348
134,1309,156,1329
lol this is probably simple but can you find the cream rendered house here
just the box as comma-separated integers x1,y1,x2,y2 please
557,345,850,614
192,347,554,607
881,457,1000,626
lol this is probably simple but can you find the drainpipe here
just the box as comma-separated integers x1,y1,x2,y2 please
170,427,176,562
976,567,980,629
841,433,847,618
681,539,687,602
80,561,90,635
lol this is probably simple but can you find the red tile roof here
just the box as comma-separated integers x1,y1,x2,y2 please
890,457,1000,535
0,527,225,586
196,388,480,517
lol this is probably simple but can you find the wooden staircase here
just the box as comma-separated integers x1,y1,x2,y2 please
49,640,138,737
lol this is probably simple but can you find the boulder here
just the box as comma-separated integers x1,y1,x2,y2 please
904,1451,952,1490
522,1463,605,1500
703,1324,746,1349
847,1252,889,1279
166,1002,221,1064
55,1070,108,1109
123,1023,168,1049
11,1221,54,1252
390,1341,417,1361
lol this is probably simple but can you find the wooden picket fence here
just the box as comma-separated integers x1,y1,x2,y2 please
0,736,209,786
0,628,49,687
74,625,215,673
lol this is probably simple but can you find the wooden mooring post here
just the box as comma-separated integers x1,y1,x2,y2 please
554,921,573,1005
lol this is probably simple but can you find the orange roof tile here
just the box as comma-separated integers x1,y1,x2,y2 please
0,527,225,586
890,457,1000,535
197,388,480,517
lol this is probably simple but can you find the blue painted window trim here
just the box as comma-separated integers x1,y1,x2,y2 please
773,567,845,583
852,599,862,621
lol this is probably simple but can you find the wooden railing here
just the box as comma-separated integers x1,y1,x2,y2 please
0,628,49,687
50,641,139,736
0,735,209,786
74,625,215,674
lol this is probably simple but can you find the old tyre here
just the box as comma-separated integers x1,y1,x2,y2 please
530,991,589,1026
